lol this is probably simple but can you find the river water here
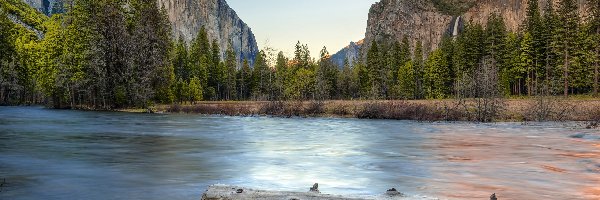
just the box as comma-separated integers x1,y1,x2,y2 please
0,107,598,200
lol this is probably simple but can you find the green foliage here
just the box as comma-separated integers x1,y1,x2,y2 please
2,0,599,106
396,61,416,99
188,76,203,102
425,49,451,99
0,0,49,31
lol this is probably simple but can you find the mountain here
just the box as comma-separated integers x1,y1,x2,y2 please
158,0,258,66
21,0,259,66
22,0,48,14
330,39,363,68
363,0,588,57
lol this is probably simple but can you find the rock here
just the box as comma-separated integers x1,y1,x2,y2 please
331,40,363,68
236,188,243,193
385,188,403,196
309,183,320,193
363,0,588,58
490,193,497,200
22,0,259,68
157,0,259,67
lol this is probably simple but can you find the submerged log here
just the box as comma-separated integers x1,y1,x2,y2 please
201,184,439,200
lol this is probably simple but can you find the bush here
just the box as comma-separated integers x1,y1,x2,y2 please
304,101,325,116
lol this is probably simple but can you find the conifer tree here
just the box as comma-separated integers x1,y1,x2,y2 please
588,0,600,96
555,0,580,96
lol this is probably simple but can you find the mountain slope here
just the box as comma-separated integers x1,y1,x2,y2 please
330,39,363,68
158,0,258,66
20,0,259,66
363,0,588,56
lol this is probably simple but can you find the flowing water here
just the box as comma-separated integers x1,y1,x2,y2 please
0,107,598,200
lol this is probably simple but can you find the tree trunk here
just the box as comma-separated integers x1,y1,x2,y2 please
564,50,569,97
594,50,599,97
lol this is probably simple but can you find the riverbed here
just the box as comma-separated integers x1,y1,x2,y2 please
0,107,598,199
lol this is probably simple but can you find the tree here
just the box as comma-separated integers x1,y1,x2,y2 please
520,32,535,96
396,61,416,99
425,49,451,99
173,37,190,81
525,0,544,77
588,0,600,96
315,46,338,100
541,1,559,95
555,0,580,96
251,50,271,99
413,40,425,99
366,41,382,99
208,39,222,99
130,0,174,106
274,51,287,100
188,76,203,103
224,43,237,100
237,59,251,100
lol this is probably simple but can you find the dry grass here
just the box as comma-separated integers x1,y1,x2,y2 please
158,99,600,123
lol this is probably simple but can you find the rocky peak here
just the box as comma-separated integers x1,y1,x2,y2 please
157,0,259,66
331,39,363,68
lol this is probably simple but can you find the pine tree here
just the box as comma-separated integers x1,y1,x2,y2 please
555,0,580,96
588,0,600,96
396,61,416,99
224,43,237,100
525,0,544,78
237,59,251,100
541,1,559,95
520,32,535,96
485,13,507,64
274,51,287,100
173,37,189,81
425,49,451,99
366,41,381,99
188,76,203,103
414,40,425,99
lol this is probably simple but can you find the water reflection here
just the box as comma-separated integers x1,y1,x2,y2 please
0,107,598,200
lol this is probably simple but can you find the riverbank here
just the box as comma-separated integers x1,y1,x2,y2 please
148,98,600,124
201,185,436,200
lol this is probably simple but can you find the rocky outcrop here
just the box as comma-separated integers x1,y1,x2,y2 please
22,0,259,66
158,0,259,66
23,0,48,14
7,13,44,39
363,0,588,57
331,39,363,68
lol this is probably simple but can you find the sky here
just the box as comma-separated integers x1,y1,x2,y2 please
227,0,379,59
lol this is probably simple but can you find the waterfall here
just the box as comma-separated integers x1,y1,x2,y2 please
453,16,461,37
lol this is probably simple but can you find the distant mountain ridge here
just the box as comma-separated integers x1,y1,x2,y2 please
330,39,363,68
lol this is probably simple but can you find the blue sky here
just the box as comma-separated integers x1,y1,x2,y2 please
227,0,379,59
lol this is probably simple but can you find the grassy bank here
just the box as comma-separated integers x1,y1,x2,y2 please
151,98,600,124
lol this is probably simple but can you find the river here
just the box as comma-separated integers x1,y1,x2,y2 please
0,107,598,199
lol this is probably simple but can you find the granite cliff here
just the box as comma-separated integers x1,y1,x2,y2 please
361,0,588,58
331,39,363,68
22,0,258,66
157,0,258,66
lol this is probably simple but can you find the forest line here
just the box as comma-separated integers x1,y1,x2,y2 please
1,0,599,110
